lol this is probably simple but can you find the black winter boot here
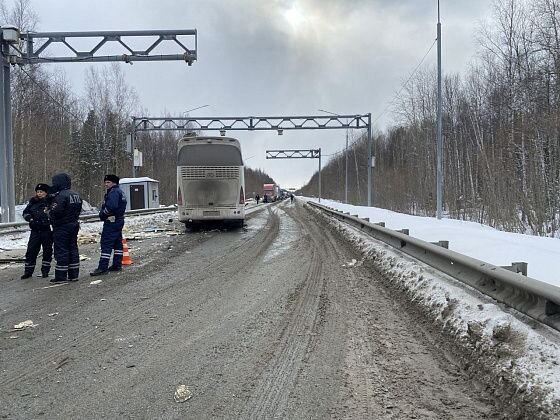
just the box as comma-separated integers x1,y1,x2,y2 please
90,269,108,277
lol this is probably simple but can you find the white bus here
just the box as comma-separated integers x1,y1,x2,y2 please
177,135,245,228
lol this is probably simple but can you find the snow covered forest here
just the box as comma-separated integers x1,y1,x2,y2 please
302,0,560,237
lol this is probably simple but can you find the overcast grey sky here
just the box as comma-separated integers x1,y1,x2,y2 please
28,0,492,189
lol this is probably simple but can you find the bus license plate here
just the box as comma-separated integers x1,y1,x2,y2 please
203,211,220,216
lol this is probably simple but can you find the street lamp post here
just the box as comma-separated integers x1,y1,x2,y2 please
183,104,209,136
131,105,209,177
436,1,443,219
344,128,348,204
185,104,209,114
318,109,348,204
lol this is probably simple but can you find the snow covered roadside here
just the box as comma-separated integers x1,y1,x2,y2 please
0,206,266,257
0,211,177,254
307,203,560,417
304,198,560,288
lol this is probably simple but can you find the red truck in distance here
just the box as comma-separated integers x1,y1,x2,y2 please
262,183,278,203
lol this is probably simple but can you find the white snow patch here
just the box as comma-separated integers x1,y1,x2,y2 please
0,211,177,255
263,207,298,263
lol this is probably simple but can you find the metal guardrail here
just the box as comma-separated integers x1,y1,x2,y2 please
308,201,560,332
0,206,177,230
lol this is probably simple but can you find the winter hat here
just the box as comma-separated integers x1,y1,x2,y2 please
51,173,71,192
35,183,50,193
104,174,120,184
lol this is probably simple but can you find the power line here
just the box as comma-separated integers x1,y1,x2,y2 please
322,39,437,164
373,38,437,125
17,66,83,123
322,150,343,157
322,136,365,159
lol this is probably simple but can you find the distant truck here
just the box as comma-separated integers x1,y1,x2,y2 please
263,183,278,202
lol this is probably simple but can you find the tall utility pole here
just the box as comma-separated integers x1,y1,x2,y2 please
368,112,373,207
318,109,348,203
0,27,16,225
436,1,443,219
345,128,348,203
0,27,197,222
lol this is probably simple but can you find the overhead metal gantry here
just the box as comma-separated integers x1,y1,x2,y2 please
266,149,320,159
266,149,321,202
133,114,368,131
0,27,197,222
132,113,374,206
17,29,197,64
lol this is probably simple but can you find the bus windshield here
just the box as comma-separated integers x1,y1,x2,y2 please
178,143,243,166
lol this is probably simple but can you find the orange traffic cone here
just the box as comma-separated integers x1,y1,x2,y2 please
122,239,133,265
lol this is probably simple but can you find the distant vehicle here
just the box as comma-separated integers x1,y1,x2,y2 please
177,135,245,228
263,183,278,202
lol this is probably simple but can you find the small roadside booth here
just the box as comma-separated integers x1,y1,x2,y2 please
119,177,160,210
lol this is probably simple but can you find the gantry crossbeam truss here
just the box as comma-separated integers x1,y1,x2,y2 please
132,115,368,131
266,149,320,159
14,30,197,65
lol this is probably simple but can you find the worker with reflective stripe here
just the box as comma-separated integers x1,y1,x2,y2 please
90,174,127,276
48,173,82,282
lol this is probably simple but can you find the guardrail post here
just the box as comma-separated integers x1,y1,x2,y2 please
512,262,528,276
374,222,385,227
431,240,449,249
362,217,369,222
397,229,409,235
546,301,560,316
501,262,528,276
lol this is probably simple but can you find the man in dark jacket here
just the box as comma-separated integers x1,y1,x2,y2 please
21,184,53,279
48,173,82,282
90,174,127,276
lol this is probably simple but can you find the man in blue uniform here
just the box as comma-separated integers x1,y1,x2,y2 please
21,183,53,279
90,174,127,276
48,173,82,282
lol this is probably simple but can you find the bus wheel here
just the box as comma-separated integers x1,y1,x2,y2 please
227,220,244,230
184,222,199,232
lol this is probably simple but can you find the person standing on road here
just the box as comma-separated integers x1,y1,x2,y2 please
21,184,53,279
290,193,294,203
90,175,127,277
48,173,83,283
255,194,260,205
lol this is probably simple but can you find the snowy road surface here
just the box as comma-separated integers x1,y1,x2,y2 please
0,200,557,418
